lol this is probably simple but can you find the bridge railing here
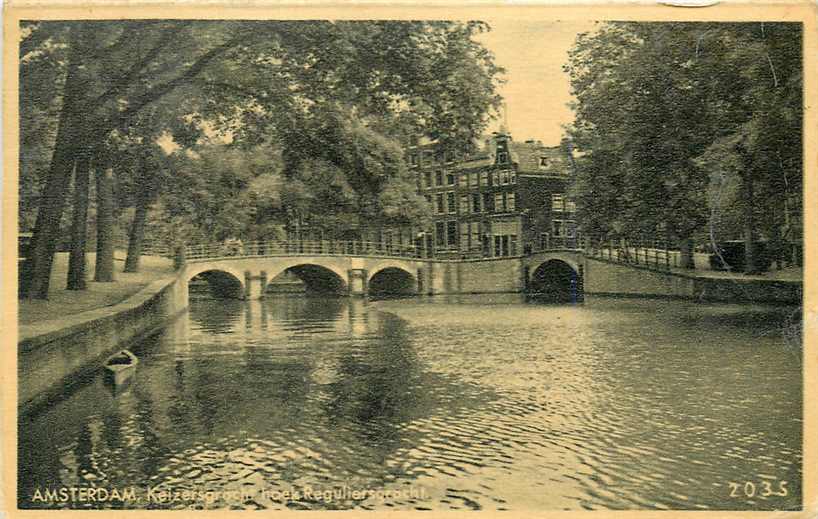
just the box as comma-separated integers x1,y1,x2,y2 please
586,243,673,271
183,240,430,262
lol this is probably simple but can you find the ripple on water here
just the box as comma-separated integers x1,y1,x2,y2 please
18,296,802,511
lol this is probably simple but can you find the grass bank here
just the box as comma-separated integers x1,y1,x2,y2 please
19,251,174,325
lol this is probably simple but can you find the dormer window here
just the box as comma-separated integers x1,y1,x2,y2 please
497,152,508,164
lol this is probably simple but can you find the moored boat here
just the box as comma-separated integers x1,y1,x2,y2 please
104,349,139,387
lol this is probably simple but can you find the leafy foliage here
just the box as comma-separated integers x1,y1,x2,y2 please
565,22,802,251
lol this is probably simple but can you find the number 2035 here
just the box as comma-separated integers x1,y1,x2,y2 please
728,481,788,498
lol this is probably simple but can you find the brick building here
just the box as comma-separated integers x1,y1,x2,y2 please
404,130,578,258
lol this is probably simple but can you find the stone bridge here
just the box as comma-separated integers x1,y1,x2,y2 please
182,253,429,300
178,240,588,302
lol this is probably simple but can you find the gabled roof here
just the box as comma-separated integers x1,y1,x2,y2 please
405,135,574,177
510,141,572,177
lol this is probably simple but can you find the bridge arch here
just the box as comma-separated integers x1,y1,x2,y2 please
266,263,347,295
188,268,246,299
529,259,582,303
368,266,418,296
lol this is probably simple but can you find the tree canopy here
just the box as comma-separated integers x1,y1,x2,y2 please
20,20,504,297
565,22,801,270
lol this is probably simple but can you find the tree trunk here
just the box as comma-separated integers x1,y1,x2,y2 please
124,199,149,273
742,171,758,274
66,153,91,290
94,167,116,282
678,237,695,269
21,27,92,299
124,160,154,272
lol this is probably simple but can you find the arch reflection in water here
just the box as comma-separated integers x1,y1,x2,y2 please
187,297,245,334
18,295,802,511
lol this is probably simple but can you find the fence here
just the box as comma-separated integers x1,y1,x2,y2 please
586,240,676,271
182,240,429,261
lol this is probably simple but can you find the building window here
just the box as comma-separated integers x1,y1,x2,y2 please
410,154,419,166
470,223,481,251
472,193,481,213
435,171,443,186
510,171,516,184
501,170,510,185
553,219,565,237
446,172,455,185
566,199,576,213
480,171,489,186
497,152,508,164
436,193,445,214
460,194,470,214
539,157,549,169
470,172,479,188
551,193,565,212
494,192,505,213
436,222,445,246
424,171,432,189
446,221,458,247
447,192,456,213
483,192,493,212
566,220,577,238
507,192,516,212
459,172,469,187
492,171,500,186
494,235,510,256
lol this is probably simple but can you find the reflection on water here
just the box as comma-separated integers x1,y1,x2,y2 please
19,294,802,510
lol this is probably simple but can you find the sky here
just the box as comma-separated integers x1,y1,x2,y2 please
157,20,599,154
476,20,599,147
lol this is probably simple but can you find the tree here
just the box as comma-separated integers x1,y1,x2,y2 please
66,152,91,290
94,166,116,282
22,23,97,297
21,20,503,297
566,22,801,272
124,146,163,272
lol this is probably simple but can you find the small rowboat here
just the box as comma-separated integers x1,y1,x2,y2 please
104,349,139,387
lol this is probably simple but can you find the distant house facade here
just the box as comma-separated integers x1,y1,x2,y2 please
405,130,578,258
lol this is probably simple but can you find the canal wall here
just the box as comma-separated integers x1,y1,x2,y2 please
582,256,801,304
429,257,524,294
18,252,799,415
18,275,188,415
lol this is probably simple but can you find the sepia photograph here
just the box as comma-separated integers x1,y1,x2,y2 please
4,4,813,514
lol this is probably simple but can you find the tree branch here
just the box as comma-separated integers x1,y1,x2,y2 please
86,22,192,114
95,31,254,141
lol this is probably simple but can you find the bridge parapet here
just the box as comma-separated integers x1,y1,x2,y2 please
183,240,430,262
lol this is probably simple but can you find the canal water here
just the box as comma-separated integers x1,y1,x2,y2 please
19,294,802,510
